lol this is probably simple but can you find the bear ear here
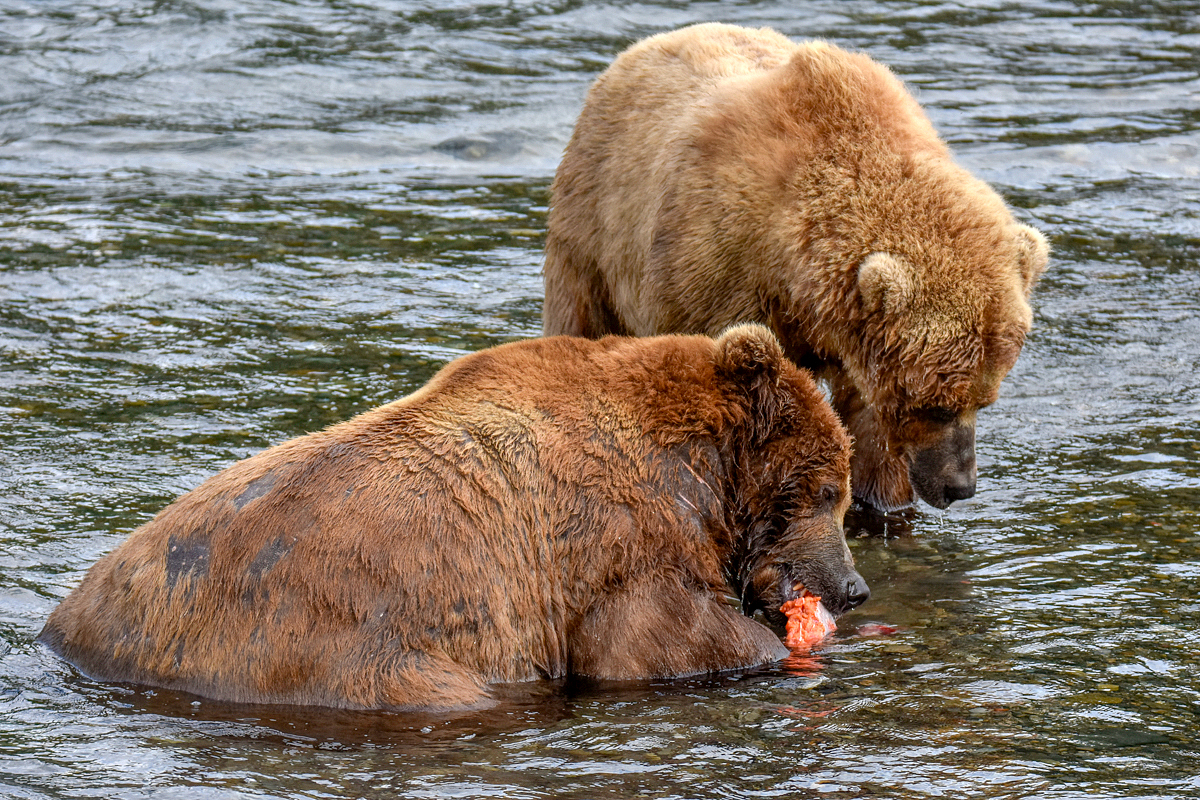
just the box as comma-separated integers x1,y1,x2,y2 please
1013,224,1049,297
713,323,787,385
857,252,915,315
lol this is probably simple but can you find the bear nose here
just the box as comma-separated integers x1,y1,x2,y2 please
943,476,976,503
845,574,871,609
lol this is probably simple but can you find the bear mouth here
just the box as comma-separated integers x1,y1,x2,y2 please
756,576,828,626
779,585,839,650
779,578,805,606
778,577,840,618
742,563,843,622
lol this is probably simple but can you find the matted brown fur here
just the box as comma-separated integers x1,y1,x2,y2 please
543,23,1049,511
39,325,866,711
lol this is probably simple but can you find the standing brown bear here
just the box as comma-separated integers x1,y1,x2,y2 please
544,23,1049,512
39,325,868,711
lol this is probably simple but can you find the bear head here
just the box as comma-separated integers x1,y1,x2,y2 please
847,211,1049,511
712,324,869,620
773,44,1050,511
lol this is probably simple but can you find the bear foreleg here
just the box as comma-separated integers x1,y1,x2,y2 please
542,238,625,337
368,648,497,712
566,576,788,680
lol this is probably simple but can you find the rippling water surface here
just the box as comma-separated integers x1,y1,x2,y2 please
2,1,1198,797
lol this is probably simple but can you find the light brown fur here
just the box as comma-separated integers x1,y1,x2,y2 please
544,23,1049,511
39,325,866,711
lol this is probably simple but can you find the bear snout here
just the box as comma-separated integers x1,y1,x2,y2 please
844,571,871,611
798,567,870,616
750,558,870,622
911,457,978,509
942,472,977,504
908,422,977,509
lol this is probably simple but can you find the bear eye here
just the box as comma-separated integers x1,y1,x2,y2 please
922,407,958,424
819,484,839,506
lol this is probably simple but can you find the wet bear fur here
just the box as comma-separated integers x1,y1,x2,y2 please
543,23,1050,511
39,325,866,711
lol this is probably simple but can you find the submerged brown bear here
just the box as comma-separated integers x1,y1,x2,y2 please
544,23,1050,512
39,325,868,711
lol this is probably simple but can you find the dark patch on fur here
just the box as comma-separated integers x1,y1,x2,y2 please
248,536,294,581
243,586,270,606
234,472,277,510
165,533,210,589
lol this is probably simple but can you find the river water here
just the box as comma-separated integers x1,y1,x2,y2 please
1,1,1198,797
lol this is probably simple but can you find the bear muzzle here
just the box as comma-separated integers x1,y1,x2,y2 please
790,568,870,616
747,559,871,623
843,572,872,610
908,421,977,509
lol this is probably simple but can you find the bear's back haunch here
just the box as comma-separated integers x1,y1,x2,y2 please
39,326,865,711
543,23,1049,513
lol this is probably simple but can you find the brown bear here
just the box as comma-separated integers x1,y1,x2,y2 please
38,325,868,711
543,23,1049,512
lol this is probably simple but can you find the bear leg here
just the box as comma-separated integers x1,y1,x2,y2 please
543,238,625,337
370,648,497,712
567,576,788,680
